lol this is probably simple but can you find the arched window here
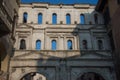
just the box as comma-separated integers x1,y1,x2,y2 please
38,13,43,24
94,14,98,24
80,14,85,24
66,14,71,24
36,40,41,50
98,40,103,50
82,40,88,49
67,40,72,50
20,39,26,50
52,40,57,50
52,13,57,24
23,12,28,23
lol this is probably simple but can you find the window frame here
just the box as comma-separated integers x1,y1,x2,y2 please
82,40,88,50
52,13,57,24
38,13,43,24
80,14,85,24
66,14,71,24
51,40,57,50
23,12,28,23
36,40,41,50
67,40,73,50
20,39,26,50
97,39,104,50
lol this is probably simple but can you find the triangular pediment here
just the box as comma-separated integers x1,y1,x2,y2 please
79,51,112,59
13,51,59,59
12,50,112,60
12,50,81,60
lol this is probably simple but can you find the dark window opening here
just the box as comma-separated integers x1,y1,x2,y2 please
98,40,103,50
23,12,28,23
20,39,26,50
82,40,88,49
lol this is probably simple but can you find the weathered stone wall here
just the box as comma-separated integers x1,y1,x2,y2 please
9,3,116,80
18,4,104,25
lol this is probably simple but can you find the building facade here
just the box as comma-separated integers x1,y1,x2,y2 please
96,0,120,80
9,3,116,80
0,0,19,79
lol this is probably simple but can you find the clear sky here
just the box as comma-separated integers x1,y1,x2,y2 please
21,0,98,5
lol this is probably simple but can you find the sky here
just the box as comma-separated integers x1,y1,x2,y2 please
21,0,98,5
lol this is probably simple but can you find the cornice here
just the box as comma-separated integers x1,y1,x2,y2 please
20,3,95,9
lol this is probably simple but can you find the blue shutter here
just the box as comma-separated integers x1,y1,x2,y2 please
52,40,57,50
52,13,57,24
66,14,71,24
80,14,85,24
38,13,42,24
36,40,41,50
67,40,72,50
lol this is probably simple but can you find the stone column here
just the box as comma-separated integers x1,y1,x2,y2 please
15,33,19,49
28,34,32,50
63,37,66,50
76,33,80,50
58,36,60,50
74,36,77,50
43,29,46,50
45,35,49,50
59,35,64,50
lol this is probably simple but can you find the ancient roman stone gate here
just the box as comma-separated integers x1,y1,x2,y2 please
9,51,115,80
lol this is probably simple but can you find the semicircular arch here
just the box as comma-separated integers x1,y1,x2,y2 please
75,69,109,80
18,69,48,80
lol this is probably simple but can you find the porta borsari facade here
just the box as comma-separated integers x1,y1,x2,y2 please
9,3,116,80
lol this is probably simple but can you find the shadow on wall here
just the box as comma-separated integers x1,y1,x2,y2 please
14,11,107,80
